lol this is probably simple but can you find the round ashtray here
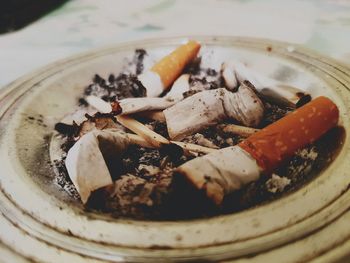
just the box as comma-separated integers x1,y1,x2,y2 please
0,36,349,262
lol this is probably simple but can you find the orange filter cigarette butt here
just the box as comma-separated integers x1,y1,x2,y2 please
151,40,201,89
138,41,201,97
238,96,339,172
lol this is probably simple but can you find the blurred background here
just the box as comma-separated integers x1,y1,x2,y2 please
1,0,350,87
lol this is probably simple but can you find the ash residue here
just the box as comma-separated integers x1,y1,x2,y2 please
89,172,173,219
118,145,191,177
266,174,291,193
285,147,319,181
132,49,147,75
79,49,149,104
143,120,169,138
54,122,79,137
82,73,146,102
195,123,245,148
52,158,80,199
184,57,224,92
184,57,202,75
87,144,193,219
25,114,48,128
259,102,292,128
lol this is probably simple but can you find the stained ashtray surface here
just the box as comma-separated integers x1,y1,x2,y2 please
0,37,349,262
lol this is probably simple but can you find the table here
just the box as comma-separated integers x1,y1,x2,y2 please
1,0,350,87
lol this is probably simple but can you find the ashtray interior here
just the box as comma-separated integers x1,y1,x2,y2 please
0,37,349,261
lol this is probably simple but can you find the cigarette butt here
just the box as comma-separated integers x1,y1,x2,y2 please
126,133,156,148
171,140,217,155
219,124,260,137
116,115,169,148
86,96,112,113
126,133,216,155
151,40,201,90
238,96,339,172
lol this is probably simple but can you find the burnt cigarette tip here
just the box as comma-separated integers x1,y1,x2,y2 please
111,101,122,114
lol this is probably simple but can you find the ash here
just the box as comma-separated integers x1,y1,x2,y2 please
183,57,224,96
266,174,291,193
287,146,319,180
80,49,150,104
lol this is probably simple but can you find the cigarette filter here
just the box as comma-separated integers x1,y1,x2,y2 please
239,96,339,172
138,41,201,97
